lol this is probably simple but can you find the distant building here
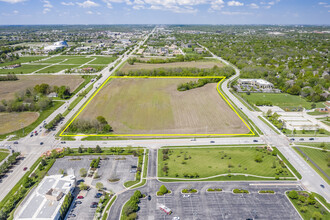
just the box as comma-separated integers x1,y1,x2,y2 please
238,79,274,89
15,174,75,220
44,41,68,52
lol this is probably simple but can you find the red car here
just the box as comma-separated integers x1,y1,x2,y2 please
23,167,28,171
77,196,84,199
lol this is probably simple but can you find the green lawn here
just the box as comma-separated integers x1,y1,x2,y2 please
287,191,329,220
36,56,91,64
0,56,45,67
296,143,330,150
36,65,80,73
307,111,328,116
240,93,324,110
158,147,294,179
0,65,48,74
296,147,330,180
0,149,9,163
90,56,117,65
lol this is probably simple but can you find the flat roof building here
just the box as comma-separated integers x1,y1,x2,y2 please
15,175,75,220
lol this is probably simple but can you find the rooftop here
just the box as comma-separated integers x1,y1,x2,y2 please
15,175,75,220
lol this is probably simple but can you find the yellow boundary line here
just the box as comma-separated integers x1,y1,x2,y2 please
60,76,254,137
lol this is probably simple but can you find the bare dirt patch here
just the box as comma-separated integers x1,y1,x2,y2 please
0,112,39,134
0,75,84,101
77,78,249,136
120,60,223,73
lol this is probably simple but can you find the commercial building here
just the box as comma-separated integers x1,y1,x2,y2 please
238,79,274,89
15,174,75,220
44,41,68,52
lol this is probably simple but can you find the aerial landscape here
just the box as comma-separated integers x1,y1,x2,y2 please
0,0,329,220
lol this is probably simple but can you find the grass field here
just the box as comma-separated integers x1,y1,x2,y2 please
89,56,117,64
120,60,223,73
158,147,294,178
296,143,330,150
0,149,9,163
36,64,80,73
0,112,39,135
75,78,249,136
0,56,45,67
296,147,330,179
0,75,85,101
287,191,330,220
240,93,324,110
0,64,49,74
0,101,63,140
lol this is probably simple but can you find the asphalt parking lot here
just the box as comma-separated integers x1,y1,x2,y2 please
48,155,137,192
91,155,138,192
136,182,302,220
69,188,99,220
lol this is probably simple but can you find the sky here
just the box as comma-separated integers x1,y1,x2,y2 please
0,0,329,25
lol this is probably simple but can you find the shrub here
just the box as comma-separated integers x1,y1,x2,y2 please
233,189,249,194
288,190,298,199
158,185,168,195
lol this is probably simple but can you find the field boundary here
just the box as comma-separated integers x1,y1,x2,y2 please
59,76,254,137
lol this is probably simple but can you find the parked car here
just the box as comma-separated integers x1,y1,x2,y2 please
253,140,258,142
75,201,82,204
77,196,84,199
95,193,103,198
320,184,325,188
60,141,66,144
90,204,97,208
182,194,190,198
40,142,44,145
92,202,98,205
210,141,215,143
290,138,295,141
148,195,151,201
309,138,314,141
13,141,18,144
23,167,28,171
299,138,304,141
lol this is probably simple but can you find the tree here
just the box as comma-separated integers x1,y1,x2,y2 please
22,176,33,188
312,211,322,220
95,145,102,153
87,147,93,153
254,154,263,163
79,168,87,177
311,103,316,109
288,190,298,199
159,185,168,195
78,147,83,153
41,159,47,166
96,182,104,191
79,182,88,191
96,116,107,124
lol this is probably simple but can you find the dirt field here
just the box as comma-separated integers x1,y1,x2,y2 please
0,112,39,134
76,78,249,136
120,60,223,73
0,75,84,101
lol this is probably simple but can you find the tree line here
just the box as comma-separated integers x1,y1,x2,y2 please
66,116,112,134
177,78,220,91
0,74,18,81
116,65,235,77
127,54,204,65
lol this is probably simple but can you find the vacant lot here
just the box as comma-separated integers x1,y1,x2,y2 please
240,93,324,110
76,78,249,136
0,75,84,101
0,112,39,134
120,60,223,73
158,147,294,179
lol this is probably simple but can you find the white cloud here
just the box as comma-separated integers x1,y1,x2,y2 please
249,3,259,9
41,0,53,14
210,0,225,11
264,5,271,9
221,11,252,15
13,10,19,14
43,8,51,14
77,0,100,8
86,10,93,14
319,2,327,5
61,2,74,6
0,0,26,3
42,0,53,8
227,1,243,7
